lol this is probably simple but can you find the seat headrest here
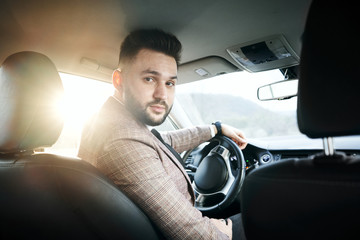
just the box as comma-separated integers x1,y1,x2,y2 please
297,0,360,138
0,51,64,153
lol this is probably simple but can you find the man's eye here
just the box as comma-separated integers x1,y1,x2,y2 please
166,81,175,87
144,77,154,82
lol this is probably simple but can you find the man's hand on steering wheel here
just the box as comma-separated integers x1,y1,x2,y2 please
212,123,248,150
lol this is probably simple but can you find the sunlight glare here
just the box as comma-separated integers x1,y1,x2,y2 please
48,73,113,156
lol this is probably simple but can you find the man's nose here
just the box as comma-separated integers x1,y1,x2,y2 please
153,83,167,100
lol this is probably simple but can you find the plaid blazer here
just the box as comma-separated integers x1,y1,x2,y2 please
78,97,229,240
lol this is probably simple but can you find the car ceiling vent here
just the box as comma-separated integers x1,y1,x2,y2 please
227,35,299,72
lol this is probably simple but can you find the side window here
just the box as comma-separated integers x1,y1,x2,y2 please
45,72,177,157
45,73,113,156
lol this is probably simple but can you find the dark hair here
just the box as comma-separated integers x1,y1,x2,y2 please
118,29,182,67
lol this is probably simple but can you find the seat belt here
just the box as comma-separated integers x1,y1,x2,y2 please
151,129,185,168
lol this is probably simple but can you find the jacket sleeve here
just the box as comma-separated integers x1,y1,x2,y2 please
160,125,213,153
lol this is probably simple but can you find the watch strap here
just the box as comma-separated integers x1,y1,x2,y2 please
212,121,222,136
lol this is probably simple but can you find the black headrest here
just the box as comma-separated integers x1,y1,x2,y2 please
297,0,360,138
0,51,64,153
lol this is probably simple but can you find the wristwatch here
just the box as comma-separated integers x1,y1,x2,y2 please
212,121,222,136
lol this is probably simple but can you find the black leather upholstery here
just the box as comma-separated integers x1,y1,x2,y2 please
0,51,162,239
241,153,360,239
240,1,360,239
297,0,360,138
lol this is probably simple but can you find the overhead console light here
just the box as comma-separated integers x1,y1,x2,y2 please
226,35,299,72
194,68,210,77
178,56,238,84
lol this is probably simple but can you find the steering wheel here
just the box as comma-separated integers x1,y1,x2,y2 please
185,135,246,214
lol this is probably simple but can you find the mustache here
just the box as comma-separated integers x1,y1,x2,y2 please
146,100,169,110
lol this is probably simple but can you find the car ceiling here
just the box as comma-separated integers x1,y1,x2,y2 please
0,0,312,83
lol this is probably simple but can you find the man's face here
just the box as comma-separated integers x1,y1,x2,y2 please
121,49,177,126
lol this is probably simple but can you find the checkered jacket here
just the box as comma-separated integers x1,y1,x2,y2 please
78,97,229,240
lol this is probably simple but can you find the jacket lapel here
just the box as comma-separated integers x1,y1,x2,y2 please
150,132,196,202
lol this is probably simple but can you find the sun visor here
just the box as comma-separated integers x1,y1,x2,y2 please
178,56,238,84
227,35,299,72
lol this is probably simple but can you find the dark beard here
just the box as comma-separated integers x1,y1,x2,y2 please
124,89,172,126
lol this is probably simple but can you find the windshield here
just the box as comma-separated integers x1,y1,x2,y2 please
175,69,301,138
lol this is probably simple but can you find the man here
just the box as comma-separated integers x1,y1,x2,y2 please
78,29,247,240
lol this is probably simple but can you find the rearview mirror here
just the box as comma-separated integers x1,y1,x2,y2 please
257,79,298,101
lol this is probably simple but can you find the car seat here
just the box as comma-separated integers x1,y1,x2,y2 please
240,0,360,239
0,51,162,239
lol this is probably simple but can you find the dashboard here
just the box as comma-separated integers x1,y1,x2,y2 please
244,135,360,173
184,135,360,176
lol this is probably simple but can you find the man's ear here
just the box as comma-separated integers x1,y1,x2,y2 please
112,69,123,90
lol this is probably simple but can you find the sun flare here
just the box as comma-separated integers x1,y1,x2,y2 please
49,73,113,156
